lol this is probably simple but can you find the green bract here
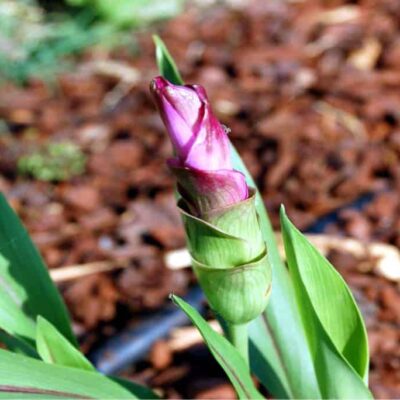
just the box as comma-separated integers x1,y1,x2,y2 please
179,190,271,324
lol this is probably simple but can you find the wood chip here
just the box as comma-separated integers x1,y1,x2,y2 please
316,6,361,25
50,260,129,283
169,320,222,352
348,38,382,71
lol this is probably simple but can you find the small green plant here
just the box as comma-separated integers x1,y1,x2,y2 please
18,141,86,181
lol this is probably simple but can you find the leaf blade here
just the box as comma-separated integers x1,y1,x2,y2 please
0,194,76,346
153,34,183,85
0,349,136,399
172,295,263,400
36,316,94,371
280,208,371,398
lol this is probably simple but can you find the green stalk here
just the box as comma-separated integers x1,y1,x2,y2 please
226,321,249,367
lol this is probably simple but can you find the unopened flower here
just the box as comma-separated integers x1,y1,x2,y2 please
151,76,271,325
150,76,248,214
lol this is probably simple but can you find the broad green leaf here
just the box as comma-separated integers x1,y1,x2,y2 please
280,208,372,398
0,194,76,347
36,316,94,371
172,295,263,400
154,36,320,399
153,34,184,85
280,209,369,379
0,348,136,399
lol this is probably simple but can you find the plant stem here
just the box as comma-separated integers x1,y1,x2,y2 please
226,321,249,367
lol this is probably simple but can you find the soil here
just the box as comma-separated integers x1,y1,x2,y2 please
0,0,399,398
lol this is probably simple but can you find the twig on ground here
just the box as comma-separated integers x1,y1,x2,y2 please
50,259,129,283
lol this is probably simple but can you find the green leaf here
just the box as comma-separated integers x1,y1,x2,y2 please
0,194,76,348
153,37,320,398
171,295,263,400
36,316,94,371
281,208,369,379
0,348,137,399
153,35,184,85
280,208,371,398
247,317,291,398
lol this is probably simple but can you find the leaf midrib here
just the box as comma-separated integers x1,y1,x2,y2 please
259,313,295,398
209,343,260,399
0,385,93,399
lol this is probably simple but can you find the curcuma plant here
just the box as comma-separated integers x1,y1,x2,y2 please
0,35,372,400
150,76,271,365
151,36,372,400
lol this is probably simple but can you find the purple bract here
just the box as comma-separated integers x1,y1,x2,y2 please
150,76,248,213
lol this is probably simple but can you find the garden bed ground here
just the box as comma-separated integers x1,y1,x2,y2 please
0,0,399,398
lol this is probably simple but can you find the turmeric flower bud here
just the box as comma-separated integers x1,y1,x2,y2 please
150,76,248,214
151,77,271,325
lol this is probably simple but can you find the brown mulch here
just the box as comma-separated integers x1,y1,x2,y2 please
0,0,399,397
330,250,400,399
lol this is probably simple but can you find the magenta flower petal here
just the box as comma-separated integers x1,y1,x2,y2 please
151,77,202,160
151,76,249,213
151,76,231,171
170,164,249,215
184,104,231,171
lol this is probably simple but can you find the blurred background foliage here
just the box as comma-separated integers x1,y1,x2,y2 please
18,141,87,181
0,0,184,84
66,0,185,27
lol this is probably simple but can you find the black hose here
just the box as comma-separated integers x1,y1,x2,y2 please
305,192,375,234
90,286,204,374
